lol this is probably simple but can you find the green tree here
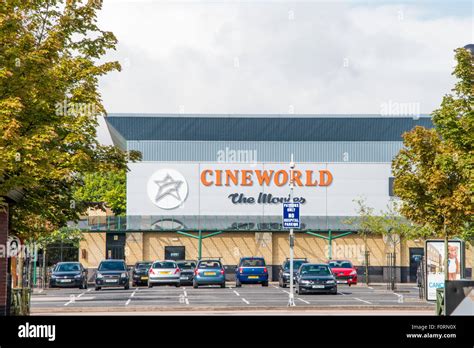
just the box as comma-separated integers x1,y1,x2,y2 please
392,48,473,280
0,0,140,240
73,170,126,216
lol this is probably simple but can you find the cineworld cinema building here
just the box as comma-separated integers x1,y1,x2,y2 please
76,114,473,282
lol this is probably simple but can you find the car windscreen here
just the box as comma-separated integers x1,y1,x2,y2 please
55,263,80,272
240,259,265,267
177,262,196,269
98,261,126,271
198,261,221,269
283,260,306,270
136,263,151,269
300,265,331,276
329,261,352,268
152,262,176,269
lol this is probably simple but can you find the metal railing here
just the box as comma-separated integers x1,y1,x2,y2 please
70,215,360,233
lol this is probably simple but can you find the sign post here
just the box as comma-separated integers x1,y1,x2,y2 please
283,154,300,307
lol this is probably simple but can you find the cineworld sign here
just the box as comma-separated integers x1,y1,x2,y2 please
127,162,392,216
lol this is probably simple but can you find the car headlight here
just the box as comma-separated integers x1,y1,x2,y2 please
121,272,128,278
350,270,357,276
50,275,57,279
300,280,310,284
326,280,335,284
96,273,103,279
283,272,290,276
74,274,82,279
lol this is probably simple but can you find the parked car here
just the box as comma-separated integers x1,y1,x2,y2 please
132,261,152,287
193,259,225,288
278,258,308,288
50,262,88,289
295,263,337,294
95,259,129,291
177,260,197,285
235,257,268,287
148,260,181,288
328,260,358,286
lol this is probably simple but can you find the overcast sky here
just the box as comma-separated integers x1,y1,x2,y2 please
95,0,473,144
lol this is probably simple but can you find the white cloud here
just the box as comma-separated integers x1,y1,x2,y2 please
96,1,472,117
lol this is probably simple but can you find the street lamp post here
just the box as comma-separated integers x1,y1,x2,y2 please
288,153,296,307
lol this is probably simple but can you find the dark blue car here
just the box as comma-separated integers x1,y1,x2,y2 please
235,257,268,287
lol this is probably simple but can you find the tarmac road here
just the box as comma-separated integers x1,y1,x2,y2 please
31,283,435,315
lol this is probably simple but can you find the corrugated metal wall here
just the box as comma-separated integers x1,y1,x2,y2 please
127,140,403,163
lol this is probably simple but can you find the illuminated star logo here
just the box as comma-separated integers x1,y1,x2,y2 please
154,174,184,203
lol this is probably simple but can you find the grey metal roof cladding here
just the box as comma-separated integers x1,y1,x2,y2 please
105,114,433,142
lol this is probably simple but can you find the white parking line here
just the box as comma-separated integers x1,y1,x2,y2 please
282,290,290,295
233,290,240,296
87,288,92,292
125,299,131,306
64,295,75,306
77,292,85,298
241,298,249,304
297,298,310,304
354,297,372,304
394,293,404,303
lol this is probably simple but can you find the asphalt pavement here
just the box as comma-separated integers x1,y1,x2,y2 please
30,283,435,315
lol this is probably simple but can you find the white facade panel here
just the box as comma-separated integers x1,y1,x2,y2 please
127,162,393,217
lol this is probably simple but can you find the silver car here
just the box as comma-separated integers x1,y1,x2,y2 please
148,260,181,288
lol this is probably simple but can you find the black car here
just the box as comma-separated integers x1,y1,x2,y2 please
95,259,130,291
177,260,197,285
132,261,152,286
278,258,308,288
295,263,337,295
50,262,88,289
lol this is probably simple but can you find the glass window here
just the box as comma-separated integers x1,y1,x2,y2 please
283,260,307,270
99,261,126,271
328,261,353,269
152,261,176,269
177,261,196,269
55,263,81,272
198,261,221,269
136,263,152,269
300,265,331,276
241,259,265,267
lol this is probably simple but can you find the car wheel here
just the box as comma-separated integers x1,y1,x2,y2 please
282,283,287,288
124,284,130,290
262,281,268,287
221,282,225,288
84,282,88,289
193,281,198,289
175,283,181,288
148,283,153,288
235,279,241,287
132,282,137,287
95,287,101,291
348,284,351,287
295,286,299,294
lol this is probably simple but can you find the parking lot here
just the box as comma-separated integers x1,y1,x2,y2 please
31,283,434,314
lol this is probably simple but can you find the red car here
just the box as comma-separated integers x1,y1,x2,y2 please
328,260,358,286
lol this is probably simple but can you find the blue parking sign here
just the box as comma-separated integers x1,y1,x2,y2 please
283,203,300,229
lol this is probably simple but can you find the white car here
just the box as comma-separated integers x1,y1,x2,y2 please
148,260,181,288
